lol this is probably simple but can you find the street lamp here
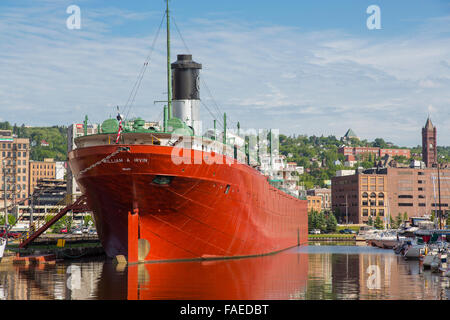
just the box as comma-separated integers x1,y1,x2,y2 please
2,159,7,231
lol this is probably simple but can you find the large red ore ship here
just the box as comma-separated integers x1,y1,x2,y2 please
68,4,307,263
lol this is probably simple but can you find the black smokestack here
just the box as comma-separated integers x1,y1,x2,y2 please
171,54,202,100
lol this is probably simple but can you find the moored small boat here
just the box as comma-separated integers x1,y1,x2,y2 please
0,238,6,260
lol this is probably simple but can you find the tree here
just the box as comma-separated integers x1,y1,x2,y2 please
403,212,408,222
395,213,403,228
51,215,72,232
83,214,93,227
308,211,315,232
430,211,435,222
0,214,16,226
389,215,395,229
367,216,373,226
326,212,338,233
374,216,384,230
316,211,327,233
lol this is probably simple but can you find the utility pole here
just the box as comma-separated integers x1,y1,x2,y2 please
437,164,442,229
2,161,7,231
30,191,34,229
166,0,172,120
345,193,348,225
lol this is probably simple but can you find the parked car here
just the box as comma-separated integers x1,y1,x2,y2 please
0,230,21,239
339,229,356,234
88,229,97,235
59,228,68,234
309,229,321,234
82,227,89,234
72,229,82,235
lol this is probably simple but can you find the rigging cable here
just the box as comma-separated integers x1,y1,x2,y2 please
123,12,167,121
171,16,226,129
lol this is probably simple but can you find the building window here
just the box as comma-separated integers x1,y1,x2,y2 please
419,203,426,207
418,172,425,176
362,192,368,198
398,195,413,199
378,200,384,206
362,209,368,216
370,209,376,216
370,192,376,198
362,201,368,206
378,193,384,198
418,187,425,191
379,209,384,216
399,203,413,206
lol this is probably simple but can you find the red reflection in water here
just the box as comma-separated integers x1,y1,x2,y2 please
126,250,308,300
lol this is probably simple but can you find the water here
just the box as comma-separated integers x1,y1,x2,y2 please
0,243,449,300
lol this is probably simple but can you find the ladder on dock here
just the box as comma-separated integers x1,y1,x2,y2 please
19,195,90,248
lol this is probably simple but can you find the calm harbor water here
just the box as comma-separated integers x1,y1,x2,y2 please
0,243,449,300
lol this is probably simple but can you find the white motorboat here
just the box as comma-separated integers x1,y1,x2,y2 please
0,237,6,260
404,243,426,260
423,248,440,269
370,230,404,249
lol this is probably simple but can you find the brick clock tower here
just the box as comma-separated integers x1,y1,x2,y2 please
422,117,437,167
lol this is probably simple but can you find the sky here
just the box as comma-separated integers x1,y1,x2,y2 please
0,0,449,147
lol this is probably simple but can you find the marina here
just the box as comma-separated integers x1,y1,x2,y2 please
0,243,449,300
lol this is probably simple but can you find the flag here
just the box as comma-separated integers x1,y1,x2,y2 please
115,113,123,144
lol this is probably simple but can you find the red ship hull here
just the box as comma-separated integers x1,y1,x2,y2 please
68,144,308,262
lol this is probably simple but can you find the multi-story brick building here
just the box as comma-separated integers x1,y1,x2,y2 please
307,188,331,211
29,158,56,195
307,195,323,213
0,130,30,210
332,167,450,224
338,146,410,160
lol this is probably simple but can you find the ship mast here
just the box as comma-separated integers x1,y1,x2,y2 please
166,0,172,120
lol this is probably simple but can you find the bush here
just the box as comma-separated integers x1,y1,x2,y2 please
326,212,338,233
374,216,384,230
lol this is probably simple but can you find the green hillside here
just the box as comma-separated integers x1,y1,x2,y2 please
1,121,449,187
0,122,67,161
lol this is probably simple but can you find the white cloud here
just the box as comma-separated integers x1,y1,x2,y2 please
0,4,449,147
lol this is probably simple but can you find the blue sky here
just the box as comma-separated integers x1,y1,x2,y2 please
0,0,449,147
